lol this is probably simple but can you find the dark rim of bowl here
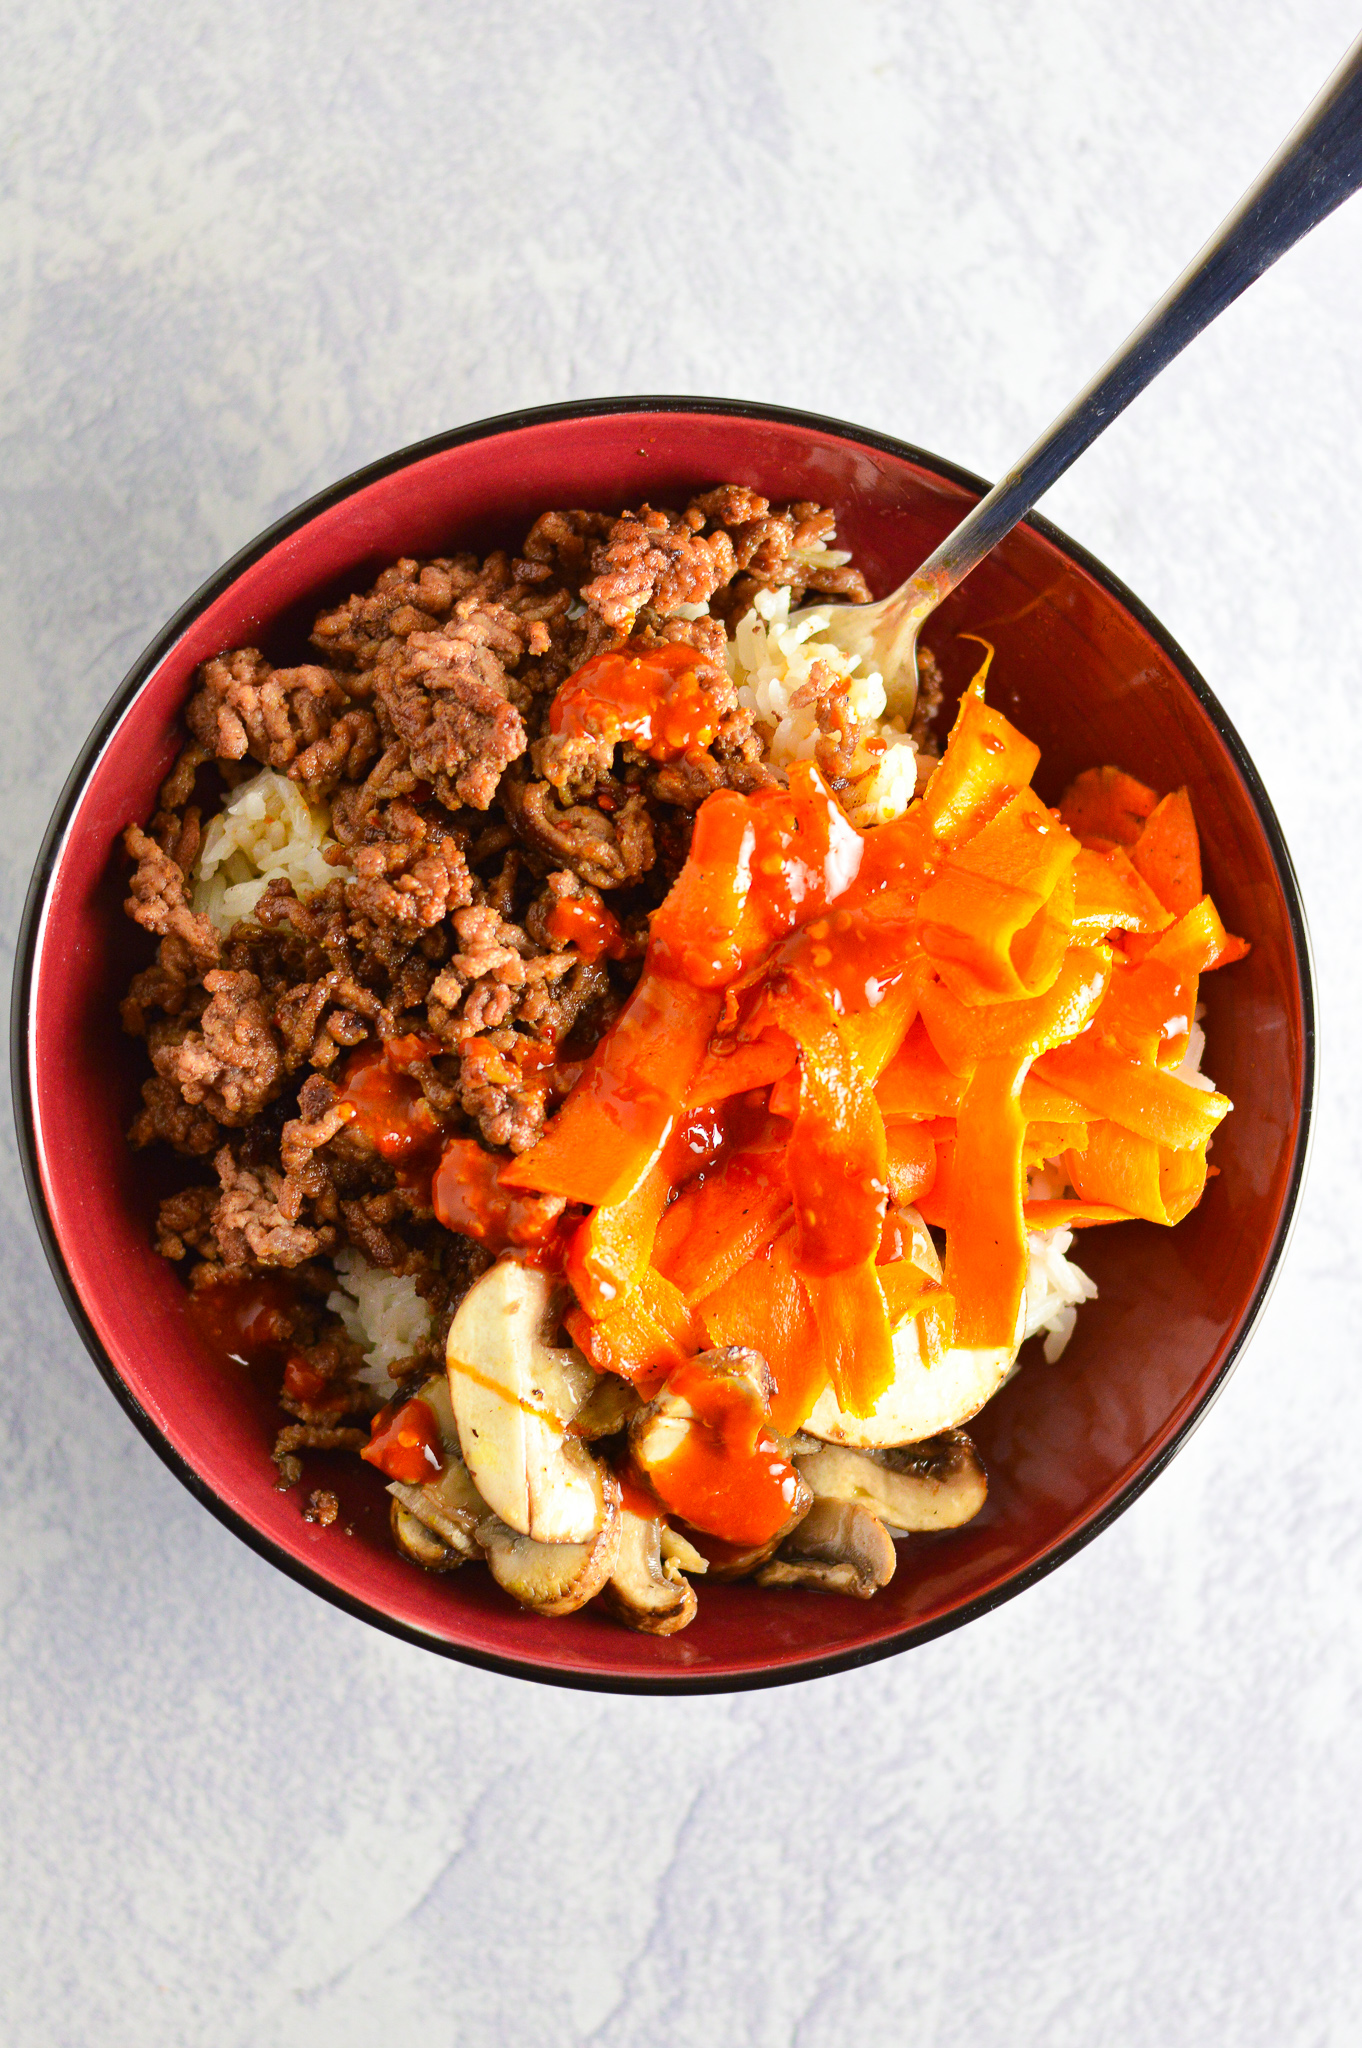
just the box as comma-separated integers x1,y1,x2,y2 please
10,394,1318,1696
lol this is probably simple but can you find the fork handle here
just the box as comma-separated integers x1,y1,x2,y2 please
903,31,1362,613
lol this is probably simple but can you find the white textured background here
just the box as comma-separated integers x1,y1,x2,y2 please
4,5,1360,2043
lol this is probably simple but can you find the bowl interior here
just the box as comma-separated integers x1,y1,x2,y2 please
21,404,1311,1690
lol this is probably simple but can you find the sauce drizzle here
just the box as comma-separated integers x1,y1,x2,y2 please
549,640,728,763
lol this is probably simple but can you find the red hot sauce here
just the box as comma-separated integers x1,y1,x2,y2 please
548,641,728,763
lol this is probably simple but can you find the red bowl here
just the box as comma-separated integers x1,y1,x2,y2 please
12,398,1314,1693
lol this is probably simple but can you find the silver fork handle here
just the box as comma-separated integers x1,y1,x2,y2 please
898,30,1362,617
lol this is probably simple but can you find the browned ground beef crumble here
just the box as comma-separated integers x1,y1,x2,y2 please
121,488,941,1492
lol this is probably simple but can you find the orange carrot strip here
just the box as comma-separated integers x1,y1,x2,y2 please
653,1151,792,1305
876,1017,965,1120
1057,765,1159,847
1022,1198,1131,1229
1062,1120,1210,1227
1158,1141,1211,1226
837,974,920,1086
1071,844,1174,940
918,789,1078,1002
885,1123,938,1205
774,976,889,1279
1091,955,1189,1067
566,1269,703,1398
805,1259,898,1418
1019,1073,1089,1122
501,970,722,1207
687,1030,796,1107
942,1052,1030,1349
918,944,1112,1073
916,1136,954,1230
917,1289,957,1367
920,681,1041,844
565,1150,675,1321
1023,1120,1089,1170
1033,1036,1229,1151
649,764,864,989
1149,895,1250,976
877,1260,936,1328
697,1229,828,1434
1130,788,1202,917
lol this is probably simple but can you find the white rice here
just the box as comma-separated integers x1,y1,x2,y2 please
327,1247,434,1399
1173,1016,1216,1091
191,766,349,935
727,586,920,825
1023,1227,1099,1364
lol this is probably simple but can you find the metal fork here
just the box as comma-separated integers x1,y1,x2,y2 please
792,33,1362,716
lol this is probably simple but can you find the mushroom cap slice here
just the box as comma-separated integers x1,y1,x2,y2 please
390,1499,467,1571
794,1431,987,1533
477,1467,622,1617
629,1347,810,1555
755,1499,897,1599
572,1373,641,1441
601,1508,698,1636
387,1452,487,1556
446,1259,605,1544
669,1522,802,1582
804,1317,1017,1448
629,1346,774,1471
659,1526,708,1576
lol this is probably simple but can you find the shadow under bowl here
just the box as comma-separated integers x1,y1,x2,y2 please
12,397,1315,1693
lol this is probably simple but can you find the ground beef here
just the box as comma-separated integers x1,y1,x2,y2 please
272,1423,369,1490
211,1146,337,1268
118,485,895,1505
186,651,352,772
123,824,221,972
583,505,737,629
910,644,946,756
370,616,529,810
693,487,873,625
154,1184,220,1260
518,508,615,586
339,798,474,929
130,1075,223,1157
501,776,656,889
147,969,284,1126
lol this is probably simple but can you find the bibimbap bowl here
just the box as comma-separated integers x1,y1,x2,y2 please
12,398,1314,1693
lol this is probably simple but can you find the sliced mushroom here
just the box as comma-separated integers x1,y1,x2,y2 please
571,1373,641,1441
794,1431,987,1534
755,1499,897,1599
476,1466,622,1617
390,1499,467,1571
630,1345,774,1471
387,1452,487,1557
629,1347,812,1564
660,1526,708,1576
446,1259,605,1543
669,1524,798,1582
413,1371,459,1448
601,1508,698,1635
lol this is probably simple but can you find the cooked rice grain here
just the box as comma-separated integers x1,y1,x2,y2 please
326,1247,433,1395
728,587,919,824
192,767,348,934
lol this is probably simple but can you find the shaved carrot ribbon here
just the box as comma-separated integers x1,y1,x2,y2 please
696,1229,828,1435
500,969,721,1208
444,653,1252,1545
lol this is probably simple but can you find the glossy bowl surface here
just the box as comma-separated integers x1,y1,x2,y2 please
13,398,1314,1693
